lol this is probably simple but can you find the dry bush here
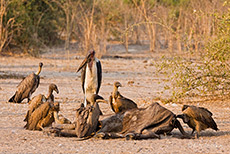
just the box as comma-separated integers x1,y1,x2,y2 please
156,3,230,102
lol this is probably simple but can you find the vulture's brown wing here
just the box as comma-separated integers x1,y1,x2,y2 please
24,94,45,122
30,75,40,94
28,94,46,108
198,107,218,130
75,104,100,138
117,97,137,109
26,102,50,130
14,73,38,102
198,107,213,116
183,106,218,130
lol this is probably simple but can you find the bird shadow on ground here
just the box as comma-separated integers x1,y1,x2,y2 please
199,130,230,137
161,129,230,139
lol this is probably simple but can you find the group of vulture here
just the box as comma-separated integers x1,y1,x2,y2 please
8,50,219,140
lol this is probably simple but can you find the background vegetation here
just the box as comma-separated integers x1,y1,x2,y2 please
1,0,229,102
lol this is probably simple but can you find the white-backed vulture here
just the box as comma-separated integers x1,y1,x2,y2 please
177,105,219,138
45,94,106,138
109,81,137,113
24,83,59,124
25,101,71,130
76,50,102,107
9,62,43,103
25,101,60,130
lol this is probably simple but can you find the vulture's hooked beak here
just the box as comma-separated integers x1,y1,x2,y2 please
94,94,108,104
96,99,108,104
55,88,59,94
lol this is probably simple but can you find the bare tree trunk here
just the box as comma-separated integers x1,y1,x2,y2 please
0,0,15,52
0,0,6,52
65,7,70,60
132,0,156,52
176,8,182,53
100,17,107,55
81,0,96,53
168,31,173,53
149,24,156,52
124,13,129,53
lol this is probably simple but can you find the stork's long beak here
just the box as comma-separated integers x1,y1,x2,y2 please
77,50,95,72
76,57,88,72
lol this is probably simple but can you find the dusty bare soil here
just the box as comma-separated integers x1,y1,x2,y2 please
0,49,229,154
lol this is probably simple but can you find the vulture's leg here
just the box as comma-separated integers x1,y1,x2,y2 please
195,123,201,139
37,123,44,131
191,128,195,135
195,132,199,139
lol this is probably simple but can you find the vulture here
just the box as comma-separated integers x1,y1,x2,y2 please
76,50,102,107
177,105,219,138
45,94,106,138
24,83,59,124
24,101,71,130
9,62,43,103
25,101,60,130
109,81,137,113
75,94,106,138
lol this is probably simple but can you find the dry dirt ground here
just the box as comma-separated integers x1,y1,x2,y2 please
0,49,230,154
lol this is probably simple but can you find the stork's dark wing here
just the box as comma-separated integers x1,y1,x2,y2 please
81,65,86,94
96,59,102,94
26,102,50,130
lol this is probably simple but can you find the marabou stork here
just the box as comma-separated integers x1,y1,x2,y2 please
77,50,102,107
